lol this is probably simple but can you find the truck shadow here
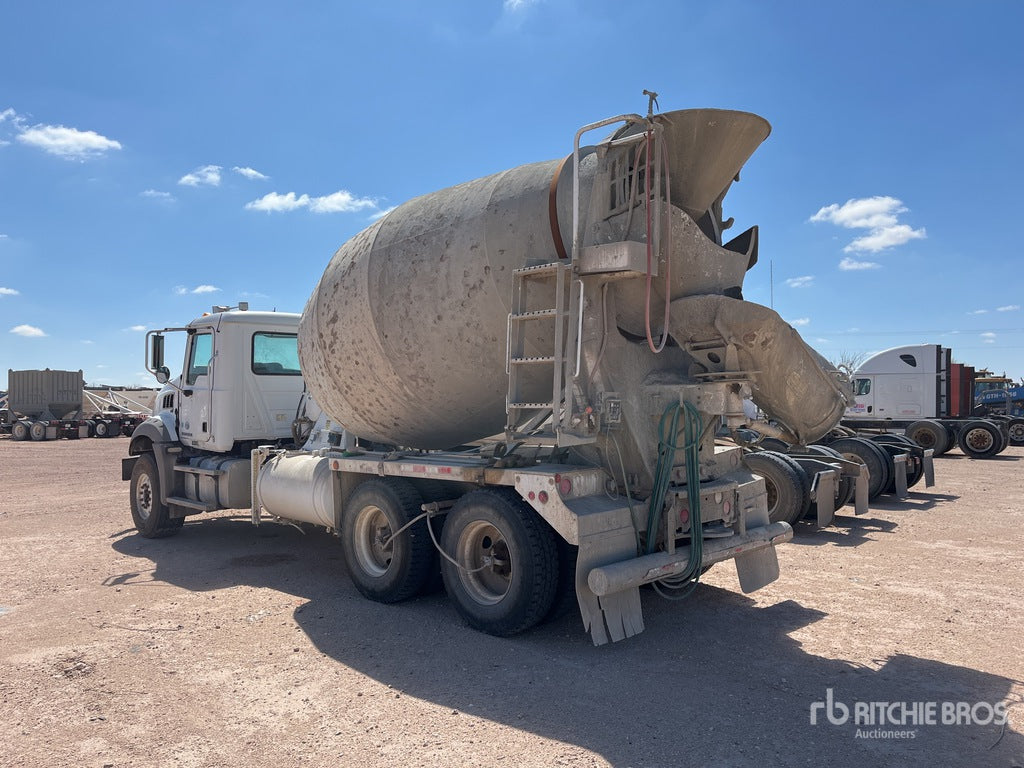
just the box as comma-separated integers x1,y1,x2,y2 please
110,516,1024,768
870,492,962,513
789,514,899,548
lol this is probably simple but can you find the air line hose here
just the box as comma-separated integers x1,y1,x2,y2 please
645,402,705,599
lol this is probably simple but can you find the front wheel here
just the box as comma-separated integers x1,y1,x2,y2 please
130,453,183,538
441,488,558,637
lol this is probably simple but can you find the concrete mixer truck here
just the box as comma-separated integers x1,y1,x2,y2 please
122,100,853,644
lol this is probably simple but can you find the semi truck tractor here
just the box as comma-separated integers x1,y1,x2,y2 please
841,344,1022,458
123,101,853,644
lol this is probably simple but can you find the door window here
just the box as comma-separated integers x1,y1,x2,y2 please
186,333,213,385
854,378,872,396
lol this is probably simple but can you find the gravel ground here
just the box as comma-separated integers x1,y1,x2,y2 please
1,436,1022,767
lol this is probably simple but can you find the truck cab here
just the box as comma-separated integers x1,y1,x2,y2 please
150,307,304,454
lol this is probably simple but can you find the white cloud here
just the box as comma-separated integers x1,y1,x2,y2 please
245,189,378,214
504,0,539,9
16,123,122,159
233,166,268,180
127,325,147,332
0,233,8,239
308,190,377,214
370,206,397,221
838,257,880,271
0,108,17,123
968,309,988,315
141,189,176,202
178,164,222,187
175,284,220,295
784,275,813,289
10,324,46,337
789,317,811,327
81,339,94,344
981,332,997,344
844,223,926,253
997,305,1020,312
811,195,926,254
245,191,309,212
0,286,18,296
811,196,904,229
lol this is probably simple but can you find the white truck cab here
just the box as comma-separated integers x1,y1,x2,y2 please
151,307,304,453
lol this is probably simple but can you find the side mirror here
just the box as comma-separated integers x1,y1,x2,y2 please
151,333,165,371
155,367,170,384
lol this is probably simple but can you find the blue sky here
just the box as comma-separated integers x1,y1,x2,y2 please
2,1,1023,390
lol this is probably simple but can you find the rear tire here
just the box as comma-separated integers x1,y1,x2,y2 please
805,444,854,511
11,421,29,441
1007,418,1024,446
956,420,1002,459
744,451,807,525
94,420,110,438
130,453,184,538
905,419,949,456
828,437,891,500
341,479,433,603
29,421,47,441
440,488,558,637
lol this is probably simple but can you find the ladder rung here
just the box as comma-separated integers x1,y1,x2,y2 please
510,309,558,320
513,263,562,277
510,356,556,365
508,402,554,409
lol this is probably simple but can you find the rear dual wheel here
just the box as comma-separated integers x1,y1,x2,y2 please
827,437,891,501
743,451,808,526
440,488,559,637
905,419,950,456
956,420,1003,459
11,421,29,441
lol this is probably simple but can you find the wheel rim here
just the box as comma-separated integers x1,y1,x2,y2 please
912,429,935,449
135,473,154,522
352,505,393,577
1010,423,1024,442
964,427,994,452
764,479,779,515
456,520,512,606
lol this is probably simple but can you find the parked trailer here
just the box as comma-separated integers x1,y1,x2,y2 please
2,369,149,441
123,101,855,644
840,344,1020,458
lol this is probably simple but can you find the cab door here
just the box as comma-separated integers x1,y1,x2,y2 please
178,330,214,446
848,376,875,416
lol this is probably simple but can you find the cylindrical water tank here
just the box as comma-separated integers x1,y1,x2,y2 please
255,454,335,528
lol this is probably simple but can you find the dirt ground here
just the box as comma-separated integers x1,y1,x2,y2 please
1,437,1022,768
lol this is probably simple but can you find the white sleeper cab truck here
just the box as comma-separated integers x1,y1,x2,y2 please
124,102,857,643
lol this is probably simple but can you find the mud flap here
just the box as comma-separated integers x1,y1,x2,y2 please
894,453,908,499
574,504,643,645
923,448,935,487
811,470,836,528
853,469,869,515
733,488,779,593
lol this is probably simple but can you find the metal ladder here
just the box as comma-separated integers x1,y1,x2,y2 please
505,261,573,443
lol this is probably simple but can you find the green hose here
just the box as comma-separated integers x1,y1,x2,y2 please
646,401,705,599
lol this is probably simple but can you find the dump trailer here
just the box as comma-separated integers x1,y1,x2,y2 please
2,369,148,441
841,344,1022,457
123,101,853,644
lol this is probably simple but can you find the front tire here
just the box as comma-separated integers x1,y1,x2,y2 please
441,488,558,637
341,479,433,603
130,453,183,538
